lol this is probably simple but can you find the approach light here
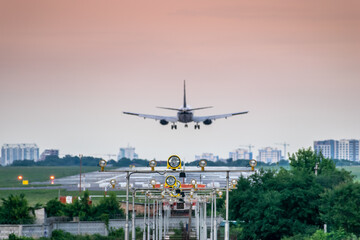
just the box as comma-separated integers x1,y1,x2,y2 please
231,179,237,188
50,175,55,180
190,179,197,187
167,155,182,170
198,159,207,171
150,179,156,188
18,175,23,180
149,159,157,171
218,191,223,198
99,159,107,172
110,179,116,188
165,175,177,188
249,159,257,171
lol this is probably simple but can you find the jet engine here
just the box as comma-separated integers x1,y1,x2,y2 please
203,119,212,125
160,119,169,125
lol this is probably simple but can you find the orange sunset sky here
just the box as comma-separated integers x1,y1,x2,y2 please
0,0,359,161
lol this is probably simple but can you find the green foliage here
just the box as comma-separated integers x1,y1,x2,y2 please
44,191,124,222
226,148,357,240
229,168,322,239
94,192,124,219
45,199,66,217
6,233,35,240
289,148,331,174
0,194,34,224
108,227,124,239
320,182,360,236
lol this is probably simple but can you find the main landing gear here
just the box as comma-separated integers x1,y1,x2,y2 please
171,124,177,130
194,124,200,129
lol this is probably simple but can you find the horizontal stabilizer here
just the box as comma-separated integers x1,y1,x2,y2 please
189,106,213,111
157,107,182,111
157,106,213,111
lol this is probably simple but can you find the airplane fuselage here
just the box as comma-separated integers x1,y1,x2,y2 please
177,111,193,123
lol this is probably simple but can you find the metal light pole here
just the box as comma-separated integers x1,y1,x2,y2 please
147,199,151,240
143,195,147,240
203,200,207,239
196,202,200,240
132,190,136,240
79,154,83,193
214,192,217,240
125,172,130,240
210,193,214,240
159,200,162,240
225,171,230,240
153,201,156,240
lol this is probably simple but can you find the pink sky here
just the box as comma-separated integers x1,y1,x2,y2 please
0,0,359,161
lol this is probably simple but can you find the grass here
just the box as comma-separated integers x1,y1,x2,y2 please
0,166,100,187
339,166,360,181
0,189,127,206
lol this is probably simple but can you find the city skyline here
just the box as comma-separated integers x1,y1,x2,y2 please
1,1,359,162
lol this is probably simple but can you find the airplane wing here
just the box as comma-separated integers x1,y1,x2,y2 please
123,112,178,123
192,111,249,122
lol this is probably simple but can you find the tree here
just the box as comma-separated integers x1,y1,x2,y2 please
320,182,360,236
289,148,353,189
45,199,66,217
0,194,34,224
229,169,323,239
94,192,124,219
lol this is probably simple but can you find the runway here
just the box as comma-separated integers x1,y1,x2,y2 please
50,166,255,191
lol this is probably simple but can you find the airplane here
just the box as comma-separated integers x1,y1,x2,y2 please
123,81,248,129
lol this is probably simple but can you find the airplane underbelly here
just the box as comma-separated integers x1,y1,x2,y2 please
178,113,193,123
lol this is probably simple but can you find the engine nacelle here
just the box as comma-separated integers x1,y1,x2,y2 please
160,119,169,125
203,119,212,125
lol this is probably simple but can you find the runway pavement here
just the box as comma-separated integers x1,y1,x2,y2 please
48,166,255,191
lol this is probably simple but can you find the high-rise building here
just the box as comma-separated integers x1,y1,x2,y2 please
314,140,338,159
1,144,39,165
314,139,359,161
257,147,281,163
39,149,59,161
195,153,219,162
229,148,253,160
338,139,359,161
117,146,138,160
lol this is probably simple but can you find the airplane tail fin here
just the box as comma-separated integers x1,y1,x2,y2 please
156,81,213,111
183,80,187,108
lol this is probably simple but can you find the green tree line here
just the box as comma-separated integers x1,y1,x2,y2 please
221,148,360,239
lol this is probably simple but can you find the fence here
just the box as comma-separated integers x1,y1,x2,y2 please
0,217,223,239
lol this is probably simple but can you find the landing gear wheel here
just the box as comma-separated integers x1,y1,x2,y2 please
185,124,188,128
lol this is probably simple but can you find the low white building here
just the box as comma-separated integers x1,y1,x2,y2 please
257,147,281,164
117,145,138,160
195,153,219,162
229,148,253,160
